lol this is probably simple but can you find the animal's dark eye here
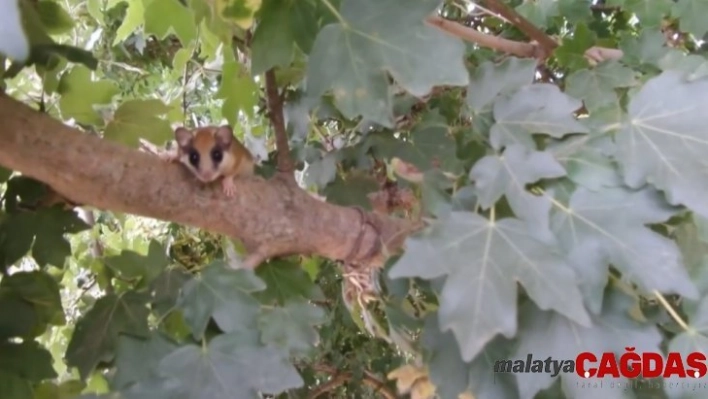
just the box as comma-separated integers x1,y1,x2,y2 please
211,149,223,163
188,150,199,167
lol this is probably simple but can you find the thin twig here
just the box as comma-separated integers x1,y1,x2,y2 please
482,0,558,57
308,364,397,399
653,290,690,331
590,4,620,12
427,15,624,64
584,46,624,65
308,374,349,398
426,15,538,58
264,69,295,180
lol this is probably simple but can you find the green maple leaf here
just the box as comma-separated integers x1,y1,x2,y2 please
57,66,119,125
558,0,592,24
303,152,339,189
251,0,295,74
36,1,74,35
550,134,623,191
0,340,57,382
144,0,197,45
322,174,379,209
619,30,669,67
65,292,151,380
112,0,144,44
466,57,537,112
147,331,302,398
657,50,708,82
104,100,174,147
0,271,65,329
305,0,468,127
255,260,324,304
251,0,322,73
112,333,179,390
33,380,84,399
512,288,662,399
365,112,463,175
470,144,566,236
0,370,32,399
664,296,708,397
565,60,638,113
552,186,698,314
389,211,591,361
0,167,10,183
514,0,558,29
150,267,192,316
673,0,708,38
177,261,265,339
258,300,326,356
423,316,518,399
216,62,259,125
621,0,673,28
0,294,37,339
0,207,89,269
490,83,588,149
554,23,595,71
616,70,708,218
103,240,171,285
401,112,464,174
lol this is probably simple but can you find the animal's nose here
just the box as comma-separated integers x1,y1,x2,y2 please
197,171,217,182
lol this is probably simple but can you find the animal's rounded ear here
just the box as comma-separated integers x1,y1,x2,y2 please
215,125,234,147
175,127,193,147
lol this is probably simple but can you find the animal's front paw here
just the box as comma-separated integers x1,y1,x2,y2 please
158,151,178,162
222,177,236,198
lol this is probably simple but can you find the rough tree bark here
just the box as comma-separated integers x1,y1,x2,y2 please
0,93,416,269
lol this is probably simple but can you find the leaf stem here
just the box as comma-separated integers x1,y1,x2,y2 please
653,290,690,331
320,0,348,28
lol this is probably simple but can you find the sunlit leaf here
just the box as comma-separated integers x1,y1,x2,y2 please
554,23,595,71
104,99,174,146
113,0,145,44
144,0,197,45
216,61,258,124
57,66,119,125
36,1,74,35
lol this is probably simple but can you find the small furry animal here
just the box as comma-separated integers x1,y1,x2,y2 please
161,125,254,197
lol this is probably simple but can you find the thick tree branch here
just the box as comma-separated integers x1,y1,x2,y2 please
0,94,417,269
264,68,295,180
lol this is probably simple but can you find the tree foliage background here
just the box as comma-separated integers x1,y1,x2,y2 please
1,0,708,398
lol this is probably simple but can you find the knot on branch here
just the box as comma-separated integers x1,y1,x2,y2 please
344,207,383,266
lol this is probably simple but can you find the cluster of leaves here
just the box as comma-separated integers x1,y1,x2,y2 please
2,0,708,398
